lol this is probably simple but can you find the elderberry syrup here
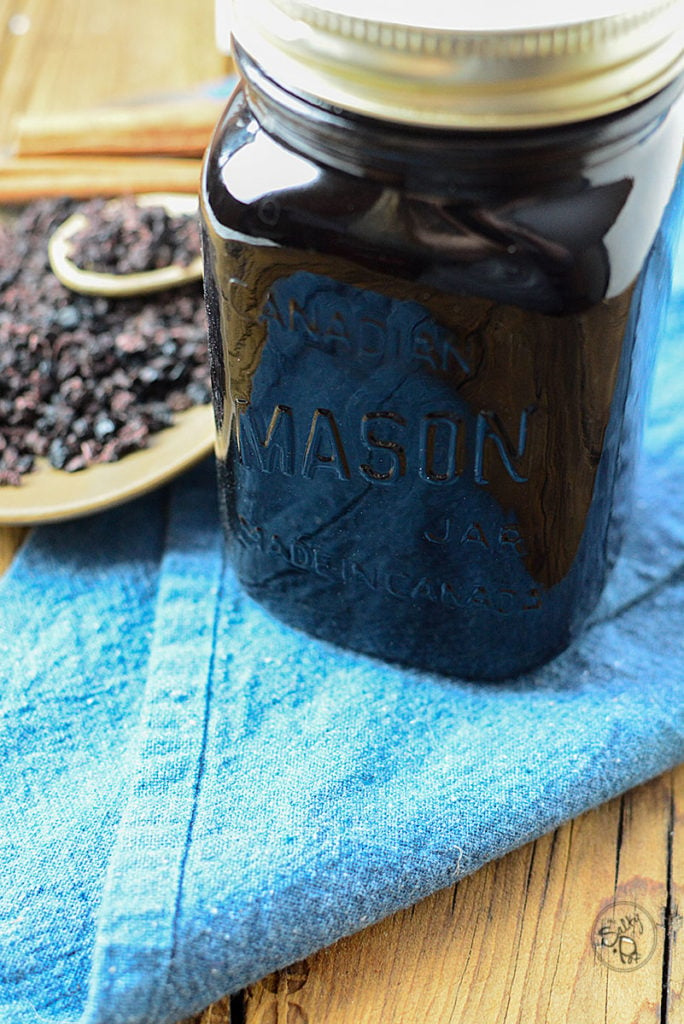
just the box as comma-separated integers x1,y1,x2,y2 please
201,0,684,679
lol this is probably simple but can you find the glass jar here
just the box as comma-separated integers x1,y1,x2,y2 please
201,0,684,679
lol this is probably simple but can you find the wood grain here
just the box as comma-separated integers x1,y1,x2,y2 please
12,98,226,157
0,153,203,201
0,527,27,573
0,0,227,143
0,3,681,1024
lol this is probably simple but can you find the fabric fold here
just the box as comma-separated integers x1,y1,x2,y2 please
82,468,226,1024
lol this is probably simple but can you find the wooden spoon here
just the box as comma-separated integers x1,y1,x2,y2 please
48,192,203,297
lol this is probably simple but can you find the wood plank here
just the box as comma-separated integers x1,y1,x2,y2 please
0,153,203,201
0,527,27,574
12,99,226,158
0,0,228,144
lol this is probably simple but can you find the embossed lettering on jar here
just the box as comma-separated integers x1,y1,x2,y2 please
201,0,684,679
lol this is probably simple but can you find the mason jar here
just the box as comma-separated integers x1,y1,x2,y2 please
201,0,684,679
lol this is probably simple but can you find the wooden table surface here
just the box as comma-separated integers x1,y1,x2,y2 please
1,2,682,1022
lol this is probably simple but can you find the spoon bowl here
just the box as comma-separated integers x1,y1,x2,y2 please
48,192,203,297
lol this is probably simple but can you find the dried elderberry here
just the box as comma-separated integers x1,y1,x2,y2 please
68,195,201,274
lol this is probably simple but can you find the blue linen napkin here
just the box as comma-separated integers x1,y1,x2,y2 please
1,240,683,1024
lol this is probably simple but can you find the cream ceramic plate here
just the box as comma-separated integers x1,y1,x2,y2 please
0,403,215,525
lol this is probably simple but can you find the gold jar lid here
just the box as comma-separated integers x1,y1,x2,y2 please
230,0,684,128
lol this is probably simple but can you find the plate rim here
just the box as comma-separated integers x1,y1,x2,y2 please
0,403,215,526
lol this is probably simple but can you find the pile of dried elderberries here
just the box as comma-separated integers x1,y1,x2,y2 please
0,196,209,485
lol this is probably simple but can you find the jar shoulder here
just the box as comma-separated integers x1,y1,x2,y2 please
202,85,684,313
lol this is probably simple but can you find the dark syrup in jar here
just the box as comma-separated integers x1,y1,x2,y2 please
201,60,683,679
